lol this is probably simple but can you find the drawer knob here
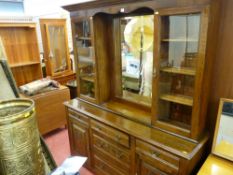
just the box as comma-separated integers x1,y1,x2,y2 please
152,151,160,158
116,152,123,159
99,164,104,169
96,126,102,131
116,135,121,141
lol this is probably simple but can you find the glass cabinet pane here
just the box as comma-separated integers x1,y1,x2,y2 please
157,13,201,129
48,26,68,74
75,20,96,99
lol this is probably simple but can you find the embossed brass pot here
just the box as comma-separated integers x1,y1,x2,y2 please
0,99,44,175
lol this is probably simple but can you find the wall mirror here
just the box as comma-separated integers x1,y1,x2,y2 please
114,13,154,107
212,98,233,161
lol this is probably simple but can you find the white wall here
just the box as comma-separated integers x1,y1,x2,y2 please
23,0,91,53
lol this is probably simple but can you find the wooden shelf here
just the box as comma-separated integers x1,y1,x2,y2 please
78,62,93,69
160,67,196,76
80,75,95,83
158,119,191,131
162,38,198,42
10,61,41,68
78,37,91,40
160,94,193,106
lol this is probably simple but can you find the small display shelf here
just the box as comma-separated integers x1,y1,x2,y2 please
74,18,97,102
160,67,196,76
153,8,206,135
160,94,193,106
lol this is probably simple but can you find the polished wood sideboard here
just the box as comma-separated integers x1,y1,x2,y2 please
62,0,221,174
65,99,208,175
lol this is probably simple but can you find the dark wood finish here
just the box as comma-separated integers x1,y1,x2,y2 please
93,15,111,103
65,99,209,175
63,0,222,174
207,0,233,147
0,23,42,86
152,5,212,140
67,109,91,168
91,119,130,148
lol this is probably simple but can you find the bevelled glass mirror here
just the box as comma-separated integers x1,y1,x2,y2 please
212,98,233,161
117,14,154,107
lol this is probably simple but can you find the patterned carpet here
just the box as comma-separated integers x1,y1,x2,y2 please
44,128,94,175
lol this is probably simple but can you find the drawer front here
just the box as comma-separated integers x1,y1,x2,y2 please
68,109,89,126
136,140,180,175
94,155,125,175
93,133,130,163
93,145,130,174
91,120,129,148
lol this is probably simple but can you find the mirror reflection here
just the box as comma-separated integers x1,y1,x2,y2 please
48,26,68,74
214,100,233,160
120,15,154,106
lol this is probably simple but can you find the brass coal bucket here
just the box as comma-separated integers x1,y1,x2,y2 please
0,99,44,175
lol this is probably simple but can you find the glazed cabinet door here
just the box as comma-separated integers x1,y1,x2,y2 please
72,17,98,103
152,6,209,138
40,19,72,77
68,109,91,167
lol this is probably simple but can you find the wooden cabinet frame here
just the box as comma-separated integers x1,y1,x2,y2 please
63,0,221,174
152,6,210,139
40,19,74,84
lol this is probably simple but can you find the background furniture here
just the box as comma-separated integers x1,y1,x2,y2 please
40,19,75,85
0,58,56,174
198,98,233,175
0,22,42,86
197,155,233,175
63,0,220,174
22,85,70,135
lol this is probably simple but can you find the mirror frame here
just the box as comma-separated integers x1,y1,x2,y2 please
212,98,233,161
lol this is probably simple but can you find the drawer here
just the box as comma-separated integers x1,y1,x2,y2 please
136,140,180,175
91,120,129,148
94,155,125,175
68,109,89,126
93,133,130,163
93,146,130,174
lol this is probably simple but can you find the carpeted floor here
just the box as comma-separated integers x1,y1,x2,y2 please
44,128,94,175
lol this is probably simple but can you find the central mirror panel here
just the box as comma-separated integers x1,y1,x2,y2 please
118,15,154,107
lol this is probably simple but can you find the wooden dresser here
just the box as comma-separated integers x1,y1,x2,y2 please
63,0,221,174
65,99,208,175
